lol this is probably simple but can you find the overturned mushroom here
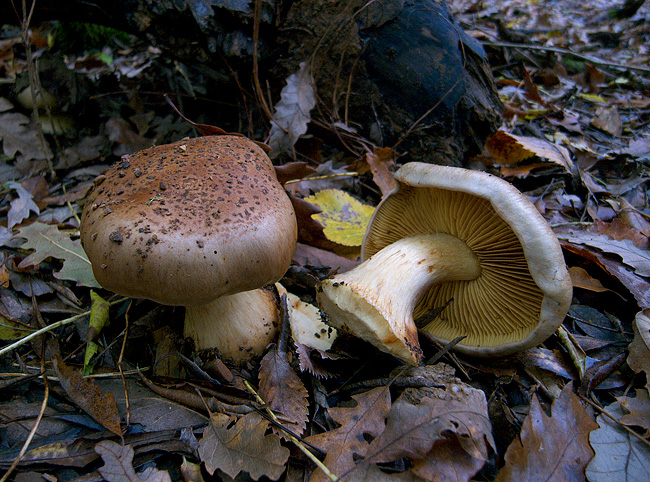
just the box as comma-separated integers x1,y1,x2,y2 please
317,163,572,365
80,135,298,363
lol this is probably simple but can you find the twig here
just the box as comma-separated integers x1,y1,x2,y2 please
252,0,274,122
0,358,49,482
483,41,650,74
579,393,650,449
0,298,128,357
118,300,132,426
242,379,339,482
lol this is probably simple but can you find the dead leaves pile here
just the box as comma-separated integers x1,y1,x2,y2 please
2,2,650,482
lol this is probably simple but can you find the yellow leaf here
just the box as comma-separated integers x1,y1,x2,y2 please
305,189,374,247
578,93,607,104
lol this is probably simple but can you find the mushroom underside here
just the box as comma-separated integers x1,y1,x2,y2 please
319,182,570,361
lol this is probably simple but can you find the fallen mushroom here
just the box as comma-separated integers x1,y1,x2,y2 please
317,162,573,365
80,135,298,363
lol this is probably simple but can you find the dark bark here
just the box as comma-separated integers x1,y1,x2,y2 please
3,0,502,166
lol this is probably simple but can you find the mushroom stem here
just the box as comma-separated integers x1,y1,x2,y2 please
317,233,481,365
184,288,280,363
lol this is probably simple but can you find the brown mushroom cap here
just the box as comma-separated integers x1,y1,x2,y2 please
80,135,297,307
361,162,573,356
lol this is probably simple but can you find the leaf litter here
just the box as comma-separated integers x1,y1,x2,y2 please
1,1,650,482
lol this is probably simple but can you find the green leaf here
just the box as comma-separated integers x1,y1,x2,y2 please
305,189,374,247
13,222,100,288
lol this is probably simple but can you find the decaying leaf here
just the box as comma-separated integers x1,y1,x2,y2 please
198,411,289,480
13,222,100,287
569,266,613,293
494,383,597,482
358,364,495,482
590,105,623,137
628,310,650,382
5,180,40,228
0,312,35,340
96,440,171,482
617,389,650,434
586,402,650,482
557,230,650,278
258,343,310,438
305,189,375,247
361,147,397,196
486,129,574,173
52,355,122,436
305,387,391,482
268,61,316,157
560,241,650,309
0,111,53,162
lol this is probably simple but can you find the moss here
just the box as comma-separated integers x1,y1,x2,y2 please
51,22,132,54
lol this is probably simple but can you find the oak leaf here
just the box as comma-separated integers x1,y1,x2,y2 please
357,365,494,482
198,411,289,480
305,387,392,482
95,441,171,482
52,355,122,436
494,383,597,482
268,61,316,157
628,310,650,381
13,222,100,287
617,389,650,434
258,343,310,438
5,181,40,229
586,402,650,482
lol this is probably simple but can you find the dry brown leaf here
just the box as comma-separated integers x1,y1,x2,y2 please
617,389,650,434
361,147,397,196
486,130,574,173
590,105,623,137
628,310,650,383
258,344,309,438
357,366,494,482
51,355,122,436
267,61,316,158
557,230,650,278
592,218,650,250
305,387,391,482
95,441,171,482
198,411,289,480
292,242,359,273
560,241,650,309
494,383,597,482
569,266,612,293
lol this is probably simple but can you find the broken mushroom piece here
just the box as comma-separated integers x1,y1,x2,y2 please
80,135,298,363
317,162,572,364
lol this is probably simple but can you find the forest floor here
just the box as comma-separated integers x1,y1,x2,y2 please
0,1,649,481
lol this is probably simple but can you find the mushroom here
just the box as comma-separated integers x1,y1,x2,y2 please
80,135,298,363
316,162,572,365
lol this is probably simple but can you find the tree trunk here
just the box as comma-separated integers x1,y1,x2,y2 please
5,0,502,166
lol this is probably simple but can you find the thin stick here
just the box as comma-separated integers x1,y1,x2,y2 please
0,298,128,357
484,41,650,74
117,300,132,426
579,393,650,449
242,379,339,482
0,359,49,482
